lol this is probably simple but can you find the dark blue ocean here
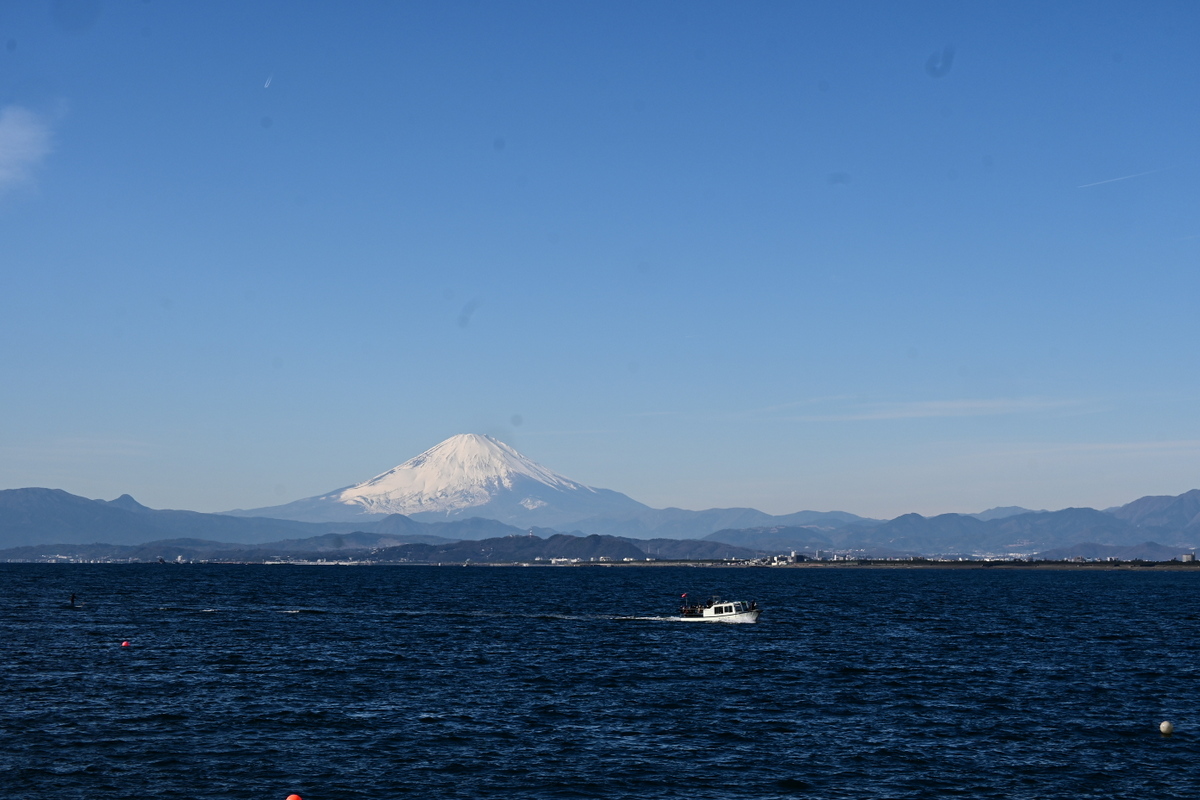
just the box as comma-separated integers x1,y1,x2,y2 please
3,564,1200,799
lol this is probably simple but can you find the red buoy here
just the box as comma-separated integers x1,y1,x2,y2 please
121,641,130,647
287,795,303,800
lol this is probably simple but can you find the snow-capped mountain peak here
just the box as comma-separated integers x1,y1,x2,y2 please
335,434,593,516
231,433,648,525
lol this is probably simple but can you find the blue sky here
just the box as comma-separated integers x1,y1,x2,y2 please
1,1,1197,518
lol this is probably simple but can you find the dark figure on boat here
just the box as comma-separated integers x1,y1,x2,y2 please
679,593,707,616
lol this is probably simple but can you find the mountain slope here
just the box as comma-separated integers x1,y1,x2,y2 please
1035,541,1192,561
231,434,650,526
971,506,1043,521
1109,489,1200,532
0,488,520,549
554,507,874,540
228,433,875,536
0,530,761,564
0,488,171,547
704,526,834,552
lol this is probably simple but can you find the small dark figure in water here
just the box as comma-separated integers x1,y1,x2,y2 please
69,594,77,608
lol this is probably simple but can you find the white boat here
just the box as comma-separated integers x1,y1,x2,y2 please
678,595,761,623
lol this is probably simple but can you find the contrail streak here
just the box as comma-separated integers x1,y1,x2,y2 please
1077,170,1158,188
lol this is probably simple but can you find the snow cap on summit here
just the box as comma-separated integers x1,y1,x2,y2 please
336,434,592,516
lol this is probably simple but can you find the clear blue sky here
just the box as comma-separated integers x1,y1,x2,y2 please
1,1,1197,518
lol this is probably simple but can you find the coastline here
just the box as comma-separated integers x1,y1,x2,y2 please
7,557,1200,570
550,560,1200,571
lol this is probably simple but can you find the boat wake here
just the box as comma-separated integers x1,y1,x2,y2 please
615,615,762,624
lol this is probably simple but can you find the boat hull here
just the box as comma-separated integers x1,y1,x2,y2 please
677,609,761,623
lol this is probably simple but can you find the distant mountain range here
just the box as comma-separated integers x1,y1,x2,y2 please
701,498,1200,558
0,485,767,561
2,431,1198,559
0,526,761,564
226,433,874,537
3,485,1199,561
1034,541,1187,562
0,487,478,549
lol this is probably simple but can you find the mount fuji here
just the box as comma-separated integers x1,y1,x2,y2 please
230,434,650,528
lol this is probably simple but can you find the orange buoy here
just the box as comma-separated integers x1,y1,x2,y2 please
287,795,303,800
121,641,130,647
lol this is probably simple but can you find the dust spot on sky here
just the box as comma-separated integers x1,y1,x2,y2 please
271,356,283,369
458,299,480,328
818,79,830,92
493,137,505,151
827,172,851,185
511,414,523,427
260,116,273,129
5,39,16,53
636,261,650,275
52,0,102,33
925,45,954,78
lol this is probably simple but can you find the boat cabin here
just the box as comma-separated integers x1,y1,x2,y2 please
708,601,750,616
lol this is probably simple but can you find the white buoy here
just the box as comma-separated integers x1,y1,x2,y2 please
1160,721,1175,735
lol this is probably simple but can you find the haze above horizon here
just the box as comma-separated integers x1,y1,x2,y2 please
2,1,1197,519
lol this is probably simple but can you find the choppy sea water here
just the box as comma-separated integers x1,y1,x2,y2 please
3,564,1200,799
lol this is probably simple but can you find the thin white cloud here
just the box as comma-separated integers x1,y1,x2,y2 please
0,105,53,193
743,395,860,416
787,397,1083,422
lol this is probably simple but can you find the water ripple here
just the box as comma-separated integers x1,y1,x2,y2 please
3,565,1200,799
